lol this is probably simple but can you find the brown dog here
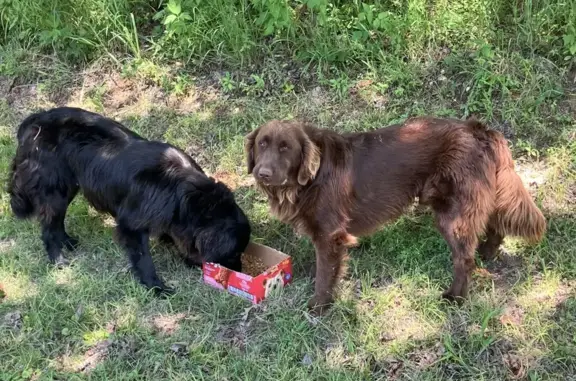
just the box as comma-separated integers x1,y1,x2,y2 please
245,117,546,315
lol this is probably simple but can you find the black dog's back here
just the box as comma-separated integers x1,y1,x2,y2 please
9,107,142,219
8,107,251,291
16,106,143,144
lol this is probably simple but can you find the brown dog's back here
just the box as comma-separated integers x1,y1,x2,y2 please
343,118,489,234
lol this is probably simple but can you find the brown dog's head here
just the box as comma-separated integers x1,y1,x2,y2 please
245,120,320,187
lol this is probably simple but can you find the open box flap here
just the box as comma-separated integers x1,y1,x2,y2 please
245,242,289,269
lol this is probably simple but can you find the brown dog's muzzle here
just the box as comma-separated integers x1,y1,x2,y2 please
255,166,273,182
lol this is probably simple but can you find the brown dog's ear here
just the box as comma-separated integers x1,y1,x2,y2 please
298,131,321,186
244,127,260,175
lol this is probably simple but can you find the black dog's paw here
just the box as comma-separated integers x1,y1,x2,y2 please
64,236,79,251
144,279,175,297
52,255,70,269
153,285,175,298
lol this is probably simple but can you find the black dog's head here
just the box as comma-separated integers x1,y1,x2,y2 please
175,172,252,272
195,204,251,272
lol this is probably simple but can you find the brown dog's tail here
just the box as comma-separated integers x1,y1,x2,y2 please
487,129,546,243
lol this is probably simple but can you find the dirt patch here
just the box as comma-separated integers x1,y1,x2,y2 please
214,306,261,352
211,170,239,189
0,239,15,253
76,339,114,373
6,85,40,117
151,313,186,335
502,352,531,379
499,305,525,327
407,342,444,370
215,324,249,352
184,142,211,171
0,76,15,99
168,85,220,115
369,357,404,379
518,277,572,308
56,322,117,373
485,251,525,289
211,170,244,191
360,294,433,343
514,159,548,196
2,310,22,330
103,75,140,110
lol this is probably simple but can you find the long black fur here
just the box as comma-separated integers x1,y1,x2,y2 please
7,107,251,294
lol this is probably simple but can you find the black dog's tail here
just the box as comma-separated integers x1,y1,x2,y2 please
8,180,35,219
8,150,37,219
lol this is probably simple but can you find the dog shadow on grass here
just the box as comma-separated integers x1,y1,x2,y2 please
2,198,574,379
313,208,576,378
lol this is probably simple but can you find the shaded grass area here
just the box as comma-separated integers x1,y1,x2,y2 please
1,66,575,380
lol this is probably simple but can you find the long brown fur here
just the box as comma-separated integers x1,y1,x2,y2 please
245,117,546,315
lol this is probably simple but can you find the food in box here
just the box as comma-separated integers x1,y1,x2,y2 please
202,242,292,303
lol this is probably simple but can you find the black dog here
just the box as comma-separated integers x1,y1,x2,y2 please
7,107,251,294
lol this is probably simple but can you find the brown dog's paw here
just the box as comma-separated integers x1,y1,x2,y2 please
477,243,501,262
441,289,466,305
307,295,333,316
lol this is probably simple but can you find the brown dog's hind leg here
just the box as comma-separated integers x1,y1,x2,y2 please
434,207,481,302
477,223,504,261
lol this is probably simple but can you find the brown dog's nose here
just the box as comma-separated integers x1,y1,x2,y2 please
257,168,272,180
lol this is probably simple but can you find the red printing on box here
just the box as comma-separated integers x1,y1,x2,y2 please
202,257,293,304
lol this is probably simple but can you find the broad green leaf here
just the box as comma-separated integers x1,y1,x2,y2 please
167,0,181,15
264,22,275,36
163,14,177,25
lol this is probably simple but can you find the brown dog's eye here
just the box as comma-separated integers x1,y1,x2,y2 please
279,143,289,152
258,140,267,148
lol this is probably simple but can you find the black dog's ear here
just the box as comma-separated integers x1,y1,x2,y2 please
18,124,42,145
244,127,260,175
297,127,321,186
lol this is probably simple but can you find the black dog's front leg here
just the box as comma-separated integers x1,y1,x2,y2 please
115,224,173,295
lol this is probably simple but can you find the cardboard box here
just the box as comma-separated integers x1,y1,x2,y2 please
202,242,293,304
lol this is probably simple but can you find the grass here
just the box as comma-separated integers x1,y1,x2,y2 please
1,0,576,379
0,66,575,380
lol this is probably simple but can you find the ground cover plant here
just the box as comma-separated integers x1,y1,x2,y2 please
1,0,575,379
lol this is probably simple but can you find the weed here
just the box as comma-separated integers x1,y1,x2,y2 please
220,72,237,93
327,73,351,99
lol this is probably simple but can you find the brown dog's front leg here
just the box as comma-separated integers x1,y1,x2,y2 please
307,233,350,316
